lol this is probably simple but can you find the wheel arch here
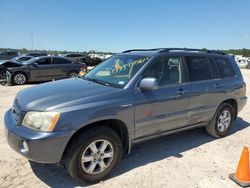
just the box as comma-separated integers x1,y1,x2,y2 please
219,98,238,119
61,119,130,164
11,71,30,82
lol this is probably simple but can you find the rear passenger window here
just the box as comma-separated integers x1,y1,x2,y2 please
215,58,235,78
185,56,212,82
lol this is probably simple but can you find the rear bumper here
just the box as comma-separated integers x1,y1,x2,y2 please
4,109,75,163
238,96,247,113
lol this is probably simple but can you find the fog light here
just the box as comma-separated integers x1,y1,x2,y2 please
20,141,29,154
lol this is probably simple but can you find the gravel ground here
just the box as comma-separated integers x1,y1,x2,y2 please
0,70,249,188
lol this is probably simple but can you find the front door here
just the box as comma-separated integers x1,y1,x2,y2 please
134,56,189,139
29,57,53,81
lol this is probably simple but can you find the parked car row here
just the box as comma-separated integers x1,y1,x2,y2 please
0,50,19,61
0,50,110,85
0,51,49,62
62,53,104,66
0,56,86,85
0,50,106,66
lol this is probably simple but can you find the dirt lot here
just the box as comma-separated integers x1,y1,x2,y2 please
0,70,249,188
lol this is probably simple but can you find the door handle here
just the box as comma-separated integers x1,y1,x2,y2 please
215,83,223,88
177,88,186,95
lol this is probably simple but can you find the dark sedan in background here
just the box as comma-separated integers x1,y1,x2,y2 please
1,56,86,85
0,51,19,60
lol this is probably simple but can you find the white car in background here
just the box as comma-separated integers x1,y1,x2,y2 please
235,56,248,68
247,57,250,69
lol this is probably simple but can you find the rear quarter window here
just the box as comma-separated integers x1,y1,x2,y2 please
215,58,235,78
53,58,72,64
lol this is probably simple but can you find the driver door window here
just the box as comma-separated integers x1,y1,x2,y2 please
143,57,182,87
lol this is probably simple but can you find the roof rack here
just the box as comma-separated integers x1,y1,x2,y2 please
122,48,225,55
158,48,225,55
122,48,165,53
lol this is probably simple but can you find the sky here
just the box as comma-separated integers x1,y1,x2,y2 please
0,0,250,52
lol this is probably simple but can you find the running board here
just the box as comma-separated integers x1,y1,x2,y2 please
133,123,206,144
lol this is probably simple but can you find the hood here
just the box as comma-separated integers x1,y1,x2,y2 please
0,60,7,65
0,61,23,68
16,78,119,111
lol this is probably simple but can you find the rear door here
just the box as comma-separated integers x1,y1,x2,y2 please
51,57,73,79
29,57,53,81
184,55,221,125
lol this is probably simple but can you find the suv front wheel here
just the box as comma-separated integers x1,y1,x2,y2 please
206,103,234,138
65,127,122,183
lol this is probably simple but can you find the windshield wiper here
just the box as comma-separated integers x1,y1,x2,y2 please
84,77,110,87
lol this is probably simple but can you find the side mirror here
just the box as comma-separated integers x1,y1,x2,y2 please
139,77,159,90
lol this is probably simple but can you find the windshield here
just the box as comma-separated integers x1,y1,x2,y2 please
20,57,39,65
84,55,150,88
10,56,32,63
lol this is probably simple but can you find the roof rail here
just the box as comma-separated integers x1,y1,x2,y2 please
158,48,225,55
122,48,165,53
122,48,225,55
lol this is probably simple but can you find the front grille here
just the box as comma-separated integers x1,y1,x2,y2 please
12,98,22,123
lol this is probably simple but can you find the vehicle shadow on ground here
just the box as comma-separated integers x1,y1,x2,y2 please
30,117,249,188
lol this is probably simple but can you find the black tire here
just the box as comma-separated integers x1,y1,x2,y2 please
206,103,234,138
65,126,122,183
68,71,79,78
12,72,27,85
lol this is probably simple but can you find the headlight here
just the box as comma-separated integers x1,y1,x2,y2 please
22,111,60,132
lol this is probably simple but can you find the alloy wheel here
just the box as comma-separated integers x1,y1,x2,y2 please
14,74,26,85
217,110,231,132
69,72,78,78
81,139,114,175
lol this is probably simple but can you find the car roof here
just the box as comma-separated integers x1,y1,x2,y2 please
120,50,160,57
120,48,227,58
18,55,33,58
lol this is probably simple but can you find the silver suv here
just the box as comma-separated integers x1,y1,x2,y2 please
4,48,247,183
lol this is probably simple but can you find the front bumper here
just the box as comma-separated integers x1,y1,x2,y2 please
4,109,75,163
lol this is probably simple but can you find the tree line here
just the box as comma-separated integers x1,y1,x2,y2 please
0,48,114,55
1,47,250,57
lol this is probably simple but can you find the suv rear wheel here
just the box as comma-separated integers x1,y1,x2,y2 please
206,103,234,138
65,127,122,183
